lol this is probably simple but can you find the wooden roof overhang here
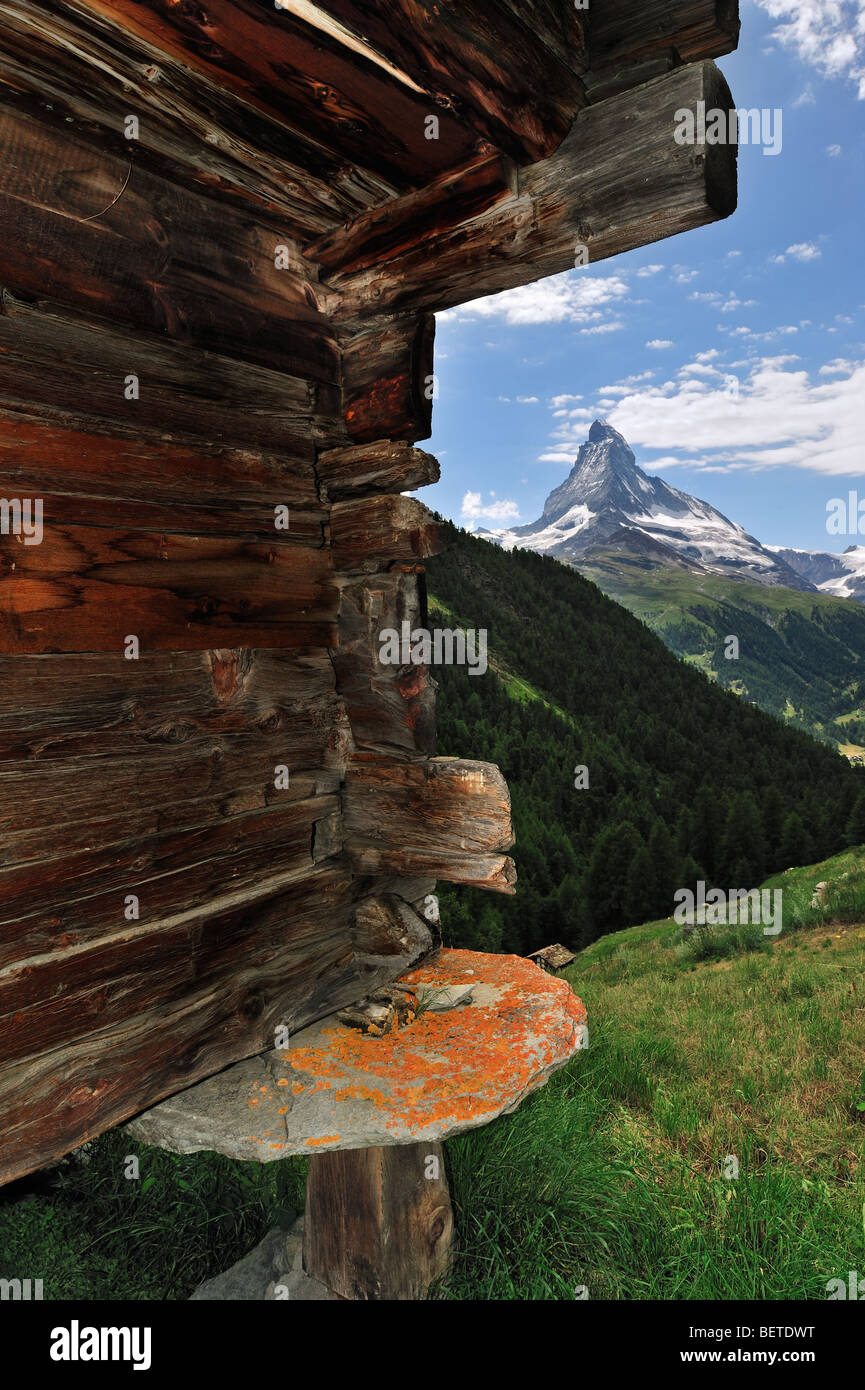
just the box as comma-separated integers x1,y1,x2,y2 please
0,1,739,1186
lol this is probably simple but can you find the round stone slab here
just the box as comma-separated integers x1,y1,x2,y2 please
126,949,586,1161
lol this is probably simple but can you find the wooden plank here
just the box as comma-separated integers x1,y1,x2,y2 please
0,413,323,537
331,496,444,572
304,1141,453,1299
0,865,372,1186
324,62,738,321
0,755,340,863
333,572,436,757
317,440,440,501
0,101,339,384
316,0,587,161
0,526,337,653
65,0,481,190
0,294,340,451
345,757,516,892
0,648,348,762
585,0,740,101
0,794,340,969
0,0,401,232
307,152,517,276
342,313,435,443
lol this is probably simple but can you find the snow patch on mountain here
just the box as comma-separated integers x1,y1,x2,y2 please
483,420,815,591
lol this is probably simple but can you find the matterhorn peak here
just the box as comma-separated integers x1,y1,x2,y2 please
588,418,627,445
486,421,816,593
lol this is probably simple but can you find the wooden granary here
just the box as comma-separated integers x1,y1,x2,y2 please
0,0,740,1288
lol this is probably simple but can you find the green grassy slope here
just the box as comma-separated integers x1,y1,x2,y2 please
440,848,865,1299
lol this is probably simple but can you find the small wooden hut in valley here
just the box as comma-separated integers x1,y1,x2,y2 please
0,0,739,1296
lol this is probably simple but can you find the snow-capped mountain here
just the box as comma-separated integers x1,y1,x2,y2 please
770,545,865,602
482,420,815,590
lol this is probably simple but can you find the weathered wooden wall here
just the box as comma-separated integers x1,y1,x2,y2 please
0,0,737,1185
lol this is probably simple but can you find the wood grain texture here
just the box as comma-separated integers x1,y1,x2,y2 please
317,440,440,501
64,0,481,190
345,757,516,891
0,293,341,451
0,865,374,1186
331,495,444,572
0,648,348,763
342,313,435,442
333,572,436,758
585,0,740,101
0,101,338,384
0,0,401,231
324,62,738,321
304,1140,453,1300
319,0,587,161
0,793,340,969
0,526,336,654
306,152,517,277
0,414,324,540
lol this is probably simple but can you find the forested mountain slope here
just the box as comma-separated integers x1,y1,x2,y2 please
575,559,865,752
425,523,865,953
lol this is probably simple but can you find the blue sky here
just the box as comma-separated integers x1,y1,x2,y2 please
422,0,865,555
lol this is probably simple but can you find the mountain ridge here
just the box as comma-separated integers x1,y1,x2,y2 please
483,419,814,591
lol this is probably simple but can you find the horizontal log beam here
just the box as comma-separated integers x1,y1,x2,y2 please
0,865,366,1186
0,293,341,451
0,0,401,232
345,756,516,892
65,0,481,191
0,527,337,654
307,152,517,278
317,440,440,501
0,795,340,968
0,102,339,384
0,648,349,763
323,62,737,321
316,0,587,162
585,1,740,101
331,496,444,572
0,415,321,534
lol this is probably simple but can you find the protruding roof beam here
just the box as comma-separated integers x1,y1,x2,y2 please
319,62,738,323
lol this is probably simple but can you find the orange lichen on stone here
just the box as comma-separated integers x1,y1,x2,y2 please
275,950,586,1142
306,1135,341,1147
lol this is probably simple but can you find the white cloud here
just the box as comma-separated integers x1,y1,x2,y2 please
756,1,865,98
771,241,822,265
605,356,865,475
580,321,624,335
517,395,539,404
538,451,578,464
827,143,843,156
637,264,664,277
788,241,822,262
440,270,629,326
461,491,521,526
550,393,583,407
671,266,699,284
646,338,674,349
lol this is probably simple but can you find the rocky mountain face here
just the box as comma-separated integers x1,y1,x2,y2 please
770,546,865,603
483,420,815,591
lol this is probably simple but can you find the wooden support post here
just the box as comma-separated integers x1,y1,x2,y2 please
304,1141,453,1300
